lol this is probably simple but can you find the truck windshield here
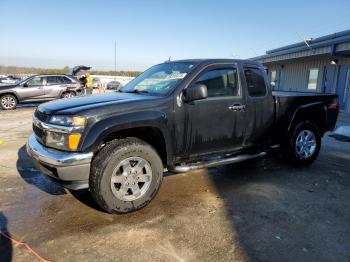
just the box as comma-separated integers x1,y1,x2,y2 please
121,62,195,96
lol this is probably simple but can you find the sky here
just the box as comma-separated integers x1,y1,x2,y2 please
1,0,350,71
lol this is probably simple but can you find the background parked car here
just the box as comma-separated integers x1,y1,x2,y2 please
0,75,21,84
92,78,101,89
107,80,123,90
0,74,83,110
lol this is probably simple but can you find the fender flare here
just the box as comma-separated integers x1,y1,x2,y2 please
288,102,327,135
80,111,174,163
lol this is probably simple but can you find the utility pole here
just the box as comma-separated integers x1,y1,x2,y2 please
114,40,117,81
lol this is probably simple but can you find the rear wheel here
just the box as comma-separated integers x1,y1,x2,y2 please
61,92,75,99
89,137,163,213
1,94,17,110
287,122,321,166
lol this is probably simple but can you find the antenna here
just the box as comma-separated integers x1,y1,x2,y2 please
296,32,313,50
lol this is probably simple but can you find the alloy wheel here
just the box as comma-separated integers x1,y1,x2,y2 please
295,129,317,159
110,157,153,201
1,96,16,109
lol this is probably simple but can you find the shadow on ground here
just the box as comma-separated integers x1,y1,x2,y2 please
0,212,12,262
209,148,350,262
16,145,66,195
16,145,107,213
11,138,350,261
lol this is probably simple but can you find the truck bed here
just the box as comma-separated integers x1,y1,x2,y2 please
272,91,339,142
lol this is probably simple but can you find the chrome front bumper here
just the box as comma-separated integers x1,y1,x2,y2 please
26,134,93,190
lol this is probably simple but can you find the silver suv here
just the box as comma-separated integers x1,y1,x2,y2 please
0,74,83,110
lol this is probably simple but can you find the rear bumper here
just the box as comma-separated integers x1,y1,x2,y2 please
26,134,93,190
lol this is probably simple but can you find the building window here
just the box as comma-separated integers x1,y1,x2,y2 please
270,70,277,88
308,68,319,90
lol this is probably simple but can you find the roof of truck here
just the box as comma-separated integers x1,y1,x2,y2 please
166,58,263,67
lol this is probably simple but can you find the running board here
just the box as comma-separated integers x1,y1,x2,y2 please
168,152,267,173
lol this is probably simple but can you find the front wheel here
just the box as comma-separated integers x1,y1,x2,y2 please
89,137,163,213
1,94,17,110
287,122,321,166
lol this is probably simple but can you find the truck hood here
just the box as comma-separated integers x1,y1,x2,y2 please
38,92,161,115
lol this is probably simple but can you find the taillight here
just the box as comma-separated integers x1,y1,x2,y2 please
327,99,339,110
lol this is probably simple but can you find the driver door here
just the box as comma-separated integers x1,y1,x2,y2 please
184,65,247,157
20,76,46,101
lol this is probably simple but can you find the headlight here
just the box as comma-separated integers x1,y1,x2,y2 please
46,132,82,151
45,115,86,151
49,115,86,126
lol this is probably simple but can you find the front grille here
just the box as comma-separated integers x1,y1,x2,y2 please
33,123,46,145
34,110,49,122
33,123,44,138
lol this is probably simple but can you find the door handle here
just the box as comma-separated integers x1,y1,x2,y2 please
228,104,246,111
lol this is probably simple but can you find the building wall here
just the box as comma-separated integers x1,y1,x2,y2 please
265,57,350,112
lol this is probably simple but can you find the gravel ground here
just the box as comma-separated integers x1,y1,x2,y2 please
0,107,350,262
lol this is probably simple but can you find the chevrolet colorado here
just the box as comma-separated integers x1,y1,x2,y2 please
26,59,339,213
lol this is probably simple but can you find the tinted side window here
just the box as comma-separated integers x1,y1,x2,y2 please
196,68,239,97
244,68,266,97
26,77,44,87
46,76,62,85
61,76,72,84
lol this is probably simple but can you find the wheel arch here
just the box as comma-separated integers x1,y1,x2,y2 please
81,112,173,167
0,92,19,102
100,127,168,166
288,102,327,137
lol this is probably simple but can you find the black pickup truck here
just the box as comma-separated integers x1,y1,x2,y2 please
26,59,339,213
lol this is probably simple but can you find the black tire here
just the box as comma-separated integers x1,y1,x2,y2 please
61,91,75,99
0,94,17,110
287,121,321,166
89,137,163,214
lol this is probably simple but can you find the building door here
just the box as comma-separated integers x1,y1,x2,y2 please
279,67,285,90
336,65,350,111
323,65,337,93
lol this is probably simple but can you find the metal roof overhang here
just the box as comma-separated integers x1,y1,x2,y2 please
252,30,350,64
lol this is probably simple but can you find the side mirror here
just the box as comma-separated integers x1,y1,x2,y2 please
183,84,208,102
23,83,28,87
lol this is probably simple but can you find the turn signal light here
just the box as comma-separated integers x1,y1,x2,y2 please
68,134,81,150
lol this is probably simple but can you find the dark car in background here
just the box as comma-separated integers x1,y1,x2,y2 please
0,74,83,110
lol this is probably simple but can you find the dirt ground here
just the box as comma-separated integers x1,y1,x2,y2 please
0,107,350,262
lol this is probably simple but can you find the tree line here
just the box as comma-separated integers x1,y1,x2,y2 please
0,65,141,77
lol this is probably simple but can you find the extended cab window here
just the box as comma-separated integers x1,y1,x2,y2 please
244,67,267,97
196,68,239,97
